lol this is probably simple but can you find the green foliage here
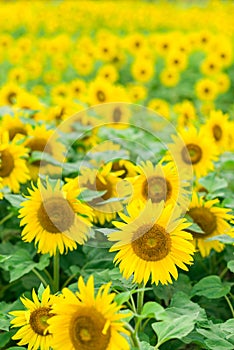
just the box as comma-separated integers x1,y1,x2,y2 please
191,276,232,299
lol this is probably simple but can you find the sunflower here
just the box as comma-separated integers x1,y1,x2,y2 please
48,275,130,350
131,58,154,83
110,159,138,179
98,103,131,129
203,110,230,153
166,50,187,71
215,73,231,94
130,161,188,210
18,179,93,256
147,98,170,119
78,163,124,225
8,66,28,84
186,192,233,257
200,55,222,76
160,67,180,87
73,53,94,76
109,200,194,285
16,91,43,111
126,32,146,54
156,34,173,56
174,100,196,128
98,64,119,83
168,126,218,178
0,82,21,106
70,79,87,99
10,286,56,350
0,132,29,193
23,124,66,180
0,113,28,141
88,78,113,105
128,84,147,102
195,78,218,101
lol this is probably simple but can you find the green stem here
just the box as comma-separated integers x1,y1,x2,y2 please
225,295,234,318
220,267,228,279
124,323,141,349
32,268,48,287
130,293,137,314
62,273,78,289
134,283,145,336
53,250,60,292
43,268,54,286
137,284,145,315
0,212,14,226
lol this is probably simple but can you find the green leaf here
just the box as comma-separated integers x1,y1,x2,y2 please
151,292,206,347
139,342,154,350
2,248,50,282
191,275,231,299
0,254,11,263
152,313,196,346
227,260,234,273
206,235,234,244
199,173,228,193
4,194,26,208
0,329,15,347
141,301,164,318
114,291,131,305
0,313,11,331
197,320,234,350
36,254,50,271
38,283,45,301
79,189,107,202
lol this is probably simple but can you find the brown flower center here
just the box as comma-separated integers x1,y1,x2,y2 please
96,90,106,102
27,138,52,166
212,124,222,141
142,176,172,203
111,161,127,179
188,206,217,237
112,107,122,123
38,197,75,233
70,307,111,350
29,307,51,336
7,92,16,104
8,126,27,141
182,144,202,164
132,223,171,261
0,149,15,177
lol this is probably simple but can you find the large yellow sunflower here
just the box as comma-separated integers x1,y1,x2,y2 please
48,275,130,350
186,192,233,257
10,286,56,350
19,179,93,256
130,161,188,210
0,132,30,193
23,124,66,181
168,126,218,178
109,200,194,285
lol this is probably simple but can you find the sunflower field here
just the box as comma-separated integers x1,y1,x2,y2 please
0,1,234,349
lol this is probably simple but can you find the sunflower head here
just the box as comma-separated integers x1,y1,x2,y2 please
10,286,56,350
19,179,93,256
109,200,194,285
48,275,130,350
187,192,233,257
